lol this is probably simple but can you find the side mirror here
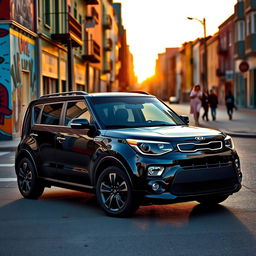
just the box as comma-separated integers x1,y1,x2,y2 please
70,118,90,129
180,115,189,125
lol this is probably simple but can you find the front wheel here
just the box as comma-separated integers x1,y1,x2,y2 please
17,157,44,199
197,195,229,205
96,166,138,217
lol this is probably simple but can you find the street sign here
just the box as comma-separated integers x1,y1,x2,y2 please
239,61,249,73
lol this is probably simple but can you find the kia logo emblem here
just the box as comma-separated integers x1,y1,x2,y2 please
195,136,205,141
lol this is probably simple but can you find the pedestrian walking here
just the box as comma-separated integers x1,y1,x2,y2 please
190,84,202,126
208,89,218,121
225,90,236,120
201,88,209,121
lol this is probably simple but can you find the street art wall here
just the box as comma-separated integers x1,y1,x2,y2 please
0,24,12,140
0,23,36,140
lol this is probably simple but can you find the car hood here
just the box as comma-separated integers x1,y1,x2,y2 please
104,125,224,142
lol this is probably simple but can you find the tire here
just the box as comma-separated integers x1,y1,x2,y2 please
96,166,138,217
197,195,229,205
16,157,44,199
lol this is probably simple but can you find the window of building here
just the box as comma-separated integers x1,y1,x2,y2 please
74,2,77,19
236,20,245,41
65,101,91,126
45,0,51,27
41,103,63,126
43,77,58,95
252,12,256,34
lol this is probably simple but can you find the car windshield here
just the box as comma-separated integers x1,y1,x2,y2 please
90,96,185,129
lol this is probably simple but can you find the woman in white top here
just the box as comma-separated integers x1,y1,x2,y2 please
190,84,202,126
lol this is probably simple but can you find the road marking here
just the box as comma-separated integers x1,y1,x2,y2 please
0,152,10,157
0,164,15,167
0,178,16,182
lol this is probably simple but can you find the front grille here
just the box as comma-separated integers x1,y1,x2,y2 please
177,141,222,153
171,165,238,196
174,155,232,170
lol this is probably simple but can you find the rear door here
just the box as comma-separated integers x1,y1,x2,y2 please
54,100,96,187
30,102,64,179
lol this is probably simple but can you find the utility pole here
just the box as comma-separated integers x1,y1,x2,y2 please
187,17,208,90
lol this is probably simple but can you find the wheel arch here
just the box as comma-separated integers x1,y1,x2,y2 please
92,155,133,188
15,149,38,176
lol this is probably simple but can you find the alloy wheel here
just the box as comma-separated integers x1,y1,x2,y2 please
18,161,33,194
100,172,128,212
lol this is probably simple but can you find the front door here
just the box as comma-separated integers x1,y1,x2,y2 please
55,100,96,187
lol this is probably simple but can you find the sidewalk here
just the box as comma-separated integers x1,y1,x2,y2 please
169,103,256,138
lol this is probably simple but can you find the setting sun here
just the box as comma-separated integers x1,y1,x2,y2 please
115,0,237,83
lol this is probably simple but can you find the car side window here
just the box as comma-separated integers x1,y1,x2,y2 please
32,104,43,125
65,101,91,126
41,103,63,125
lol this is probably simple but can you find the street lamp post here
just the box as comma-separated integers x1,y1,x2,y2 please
187,17,207,90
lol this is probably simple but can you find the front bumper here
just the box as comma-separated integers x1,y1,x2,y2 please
132,151,242,205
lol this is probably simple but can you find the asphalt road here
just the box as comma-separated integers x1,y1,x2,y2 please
0,138,256,256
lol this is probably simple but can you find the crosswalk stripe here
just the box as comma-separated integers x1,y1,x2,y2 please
0,178,16,182
0,152,10,157
0,164,15,167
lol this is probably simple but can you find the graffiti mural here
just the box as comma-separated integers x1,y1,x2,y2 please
10,0,34,31
0,24,36,140
0,83,12,124
10,28,36,136
0,24,12,140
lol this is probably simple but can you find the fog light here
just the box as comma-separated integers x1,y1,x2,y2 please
152,183,160,191
148,166,164,176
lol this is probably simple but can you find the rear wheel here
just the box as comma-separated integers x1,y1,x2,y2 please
197,195,229,205
96,166,138,217
17,157,44,199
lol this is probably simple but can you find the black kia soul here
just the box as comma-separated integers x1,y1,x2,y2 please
15,91,242,216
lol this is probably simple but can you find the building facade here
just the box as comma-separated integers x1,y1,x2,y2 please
0,0,37,140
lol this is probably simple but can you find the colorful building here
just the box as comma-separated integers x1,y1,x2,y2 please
0,0,37,140
217,15,235,104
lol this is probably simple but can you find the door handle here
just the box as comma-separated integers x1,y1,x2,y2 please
56,136,66,143
30,133,38,137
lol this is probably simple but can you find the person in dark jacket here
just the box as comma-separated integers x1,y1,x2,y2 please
208,89,218,121
201,89,209,121
225,91,235,120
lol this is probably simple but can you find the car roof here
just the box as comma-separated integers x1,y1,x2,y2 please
30,91,153,106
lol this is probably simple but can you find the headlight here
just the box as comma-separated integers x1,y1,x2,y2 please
224,135,234,149
126,139,173,155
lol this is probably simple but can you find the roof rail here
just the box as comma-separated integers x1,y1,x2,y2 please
40,91,88,98
128,91,150,95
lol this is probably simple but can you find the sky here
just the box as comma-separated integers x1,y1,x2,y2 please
114,0,237,83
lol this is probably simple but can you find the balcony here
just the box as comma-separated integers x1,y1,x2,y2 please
104,38,113,51
83,0,99,5
83,39,101,63
234,41,245,59
245,0,256,12
234,2,244,20
51,12,82,47
103,15,112,30
245,34,256,54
